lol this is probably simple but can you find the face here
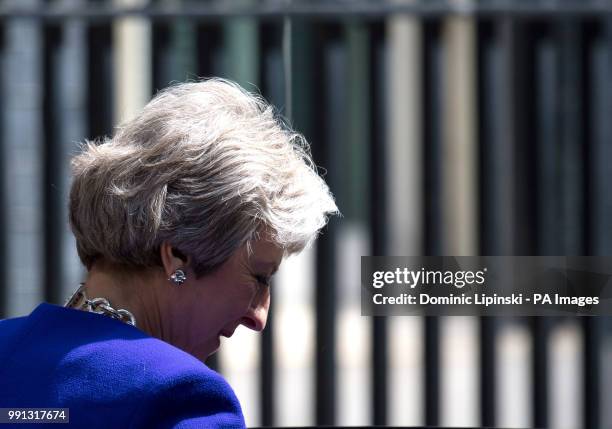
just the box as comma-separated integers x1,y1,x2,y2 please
168,236,283,361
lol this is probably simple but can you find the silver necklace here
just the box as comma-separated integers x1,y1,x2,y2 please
64,283,137,327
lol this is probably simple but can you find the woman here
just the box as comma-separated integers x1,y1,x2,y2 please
0,79,337,428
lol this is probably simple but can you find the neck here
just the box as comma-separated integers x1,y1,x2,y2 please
79,261,167,340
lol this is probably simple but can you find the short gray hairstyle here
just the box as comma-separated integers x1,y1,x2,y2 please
69,78,338,276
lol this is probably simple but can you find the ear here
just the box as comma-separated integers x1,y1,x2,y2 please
159,242,189,278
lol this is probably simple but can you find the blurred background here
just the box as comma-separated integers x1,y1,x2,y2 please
0,0,611,427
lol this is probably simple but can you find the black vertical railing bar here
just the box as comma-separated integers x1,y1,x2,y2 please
477,21,498,256
86,22,113,142
282,0,292,124
587,18,612,429
288,20,314,136
151,5,198,100
582,317,600,429
423,21,443,262
304,24,337,426
366,21,387,427
345,21,370,224
506,20,531,257
510,16,537,429
424,317,440,425
195,22,222,85
583,18,603,429
587,18,612,256
592,19,612,259
42,23,63,305
476,21,495,427
370,201,389,424
314,126,338,424
478,319,495,426
423,19,442,427
558,23,586,257
151,18,170,91
260,302,274,425
531,316,549,428
535,29,560,258
512,19,538,259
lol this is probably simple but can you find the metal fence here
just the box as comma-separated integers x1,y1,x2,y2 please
0,0,611,427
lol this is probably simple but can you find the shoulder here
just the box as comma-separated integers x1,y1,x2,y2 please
0,304,245,429
56,326,246,428
55,311,246,428
119,340,246,428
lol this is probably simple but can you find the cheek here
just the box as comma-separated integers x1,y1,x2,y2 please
209,287,255,323
238,288,260,312
177,284,227,330
227,284,266,319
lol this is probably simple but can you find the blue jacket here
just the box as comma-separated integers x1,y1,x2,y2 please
0,303,246,428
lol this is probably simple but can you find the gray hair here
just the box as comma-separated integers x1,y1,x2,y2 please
69,78,338,276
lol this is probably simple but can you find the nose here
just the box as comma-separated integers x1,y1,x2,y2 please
241,297,270,332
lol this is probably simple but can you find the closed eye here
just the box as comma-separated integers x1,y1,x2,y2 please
255,275,271,288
